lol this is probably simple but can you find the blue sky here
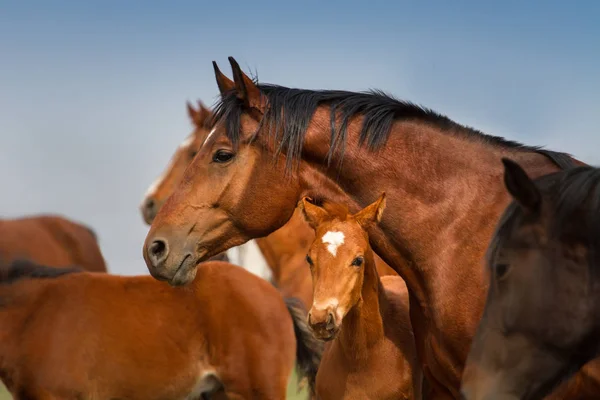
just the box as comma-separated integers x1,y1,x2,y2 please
1,1,599,274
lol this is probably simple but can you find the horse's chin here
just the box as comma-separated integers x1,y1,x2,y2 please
311,327,340,342
168,251,205,286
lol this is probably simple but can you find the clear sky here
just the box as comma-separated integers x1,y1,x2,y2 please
1,1,599,275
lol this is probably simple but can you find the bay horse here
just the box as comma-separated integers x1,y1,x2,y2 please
462,160,600,400
140,100,270,277
0,258,322,399
140,100,395,309
299,194,422,399
143,58,597,398
0,214,107,272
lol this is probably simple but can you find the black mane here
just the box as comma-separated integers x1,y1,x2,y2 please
489,166,600,267
0,259,83,285
212,81,571,170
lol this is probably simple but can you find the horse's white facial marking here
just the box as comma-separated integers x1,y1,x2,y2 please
312,298,345,322
201,128,217,148
144,133,193,199
144,156,174,198
322,231,345,257
179,134,195,149
312,298,339,311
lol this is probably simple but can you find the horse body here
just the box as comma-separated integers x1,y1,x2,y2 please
143,59,596,398
0,260,320,399
0,215,107,272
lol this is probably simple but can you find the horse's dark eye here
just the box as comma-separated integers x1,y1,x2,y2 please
306,255,313,266
189,151,198,159
212,150,235,163
351,256,364,267
496,263,510,279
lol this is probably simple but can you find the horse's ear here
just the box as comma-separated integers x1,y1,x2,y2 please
298,197,330,230
502,158,541,212
196,100,212,125
213,61,235,95
186,101,198,121
354,192,386,228
228,56,265,112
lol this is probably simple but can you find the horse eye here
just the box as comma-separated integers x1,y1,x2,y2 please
212,150,235,163
189,151,198,159
351,256,364,267
496,263,510,279
306,255,313,266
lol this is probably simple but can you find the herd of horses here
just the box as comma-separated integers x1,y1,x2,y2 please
1,56,600,400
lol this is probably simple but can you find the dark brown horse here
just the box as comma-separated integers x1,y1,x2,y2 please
461,159,600,400
300,194,422,399
0,214,107,272
0,259,321,399
140,101,396,309
143,58,594,398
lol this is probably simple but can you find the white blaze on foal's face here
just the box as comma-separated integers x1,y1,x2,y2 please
321,230,345,257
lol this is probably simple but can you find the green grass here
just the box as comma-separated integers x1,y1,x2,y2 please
0,383,9,400
0,367,308,400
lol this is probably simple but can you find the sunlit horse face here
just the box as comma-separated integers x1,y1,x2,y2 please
140,101,213,225
299,195,385,341
143,64,303,285
461,159,596,400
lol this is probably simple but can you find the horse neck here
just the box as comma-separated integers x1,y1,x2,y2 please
338,248,386,360
301,113,562,311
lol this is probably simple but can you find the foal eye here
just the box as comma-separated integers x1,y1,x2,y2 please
495,263,510,279
351,256,364,267
306,255,313,266
189,151,198,159
212,150,235,163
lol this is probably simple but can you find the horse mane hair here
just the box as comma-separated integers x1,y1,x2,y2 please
488,166,600,268
212,79,573,171
0,259,83,285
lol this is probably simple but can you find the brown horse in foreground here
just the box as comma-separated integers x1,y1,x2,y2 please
0,259,321,400
462,160,600,400
0,214,107,272
143,58,600,398
300,195,422,399
140,100,395,309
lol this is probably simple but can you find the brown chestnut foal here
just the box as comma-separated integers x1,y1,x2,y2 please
0,214,107,272
0,259,321,400
140,100,396,309
299,194,421,399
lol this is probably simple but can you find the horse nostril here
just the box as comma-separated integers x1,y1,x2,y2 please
145,199,155,211
326,312,335,329
148,239,169,266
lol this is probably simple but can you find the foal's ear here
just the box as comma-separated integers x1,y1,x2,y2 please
228,56,265,112
502,158,541,212
354,192,386,228
298,197,330,230
213,61,235,95
196,100,212,124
